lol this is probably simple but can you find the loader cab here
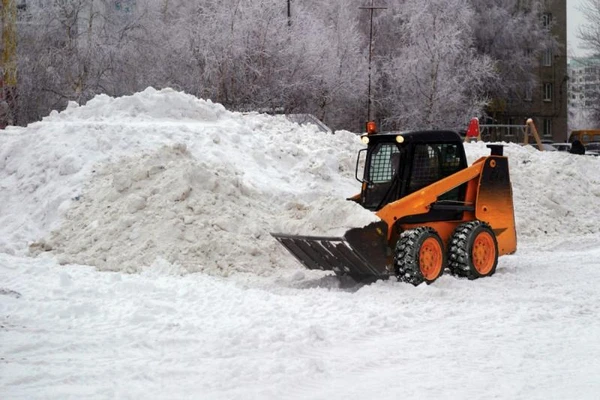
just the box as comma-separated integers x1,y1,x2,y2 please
358,130,468,212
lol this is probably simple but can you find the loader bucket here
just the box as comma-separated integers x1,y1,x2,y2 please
271,221,391,281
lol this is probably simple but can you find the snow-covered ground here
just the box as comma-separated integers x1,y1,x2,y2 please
1,88,600,399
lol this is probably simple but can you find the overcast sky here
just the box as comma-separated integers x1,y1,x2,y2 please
567,0,589,57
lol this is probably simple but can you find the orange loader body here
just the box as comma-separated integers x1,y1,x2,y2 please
272,130,517,285
377,154,517,257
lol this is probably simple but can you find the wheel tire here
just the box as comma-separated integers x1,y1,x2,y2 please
395,227,445,286
448,220,498,280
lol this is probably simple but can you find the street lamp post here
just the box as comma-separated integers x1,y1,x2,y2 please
359,0,386,128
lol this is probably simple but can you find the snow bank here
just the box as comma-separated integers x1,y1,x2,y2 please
0,87,232,254
2,88,600,276
465,141,600,240
1,88,376,275
29,143,376,276
41,87,229,123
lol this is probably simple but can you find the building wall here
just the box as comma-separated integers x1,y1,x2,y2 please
542,0,568,142
490,0,568,143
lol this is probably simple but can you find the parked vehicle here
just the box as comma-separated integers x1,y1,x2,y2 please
552,143,571,152
569,130,600,145
586,143,600,153
539,143,558,151
523,143,557,151
585,142,600,157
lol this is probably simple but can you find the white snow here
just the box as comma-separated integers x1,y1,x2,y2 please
1,88,600,399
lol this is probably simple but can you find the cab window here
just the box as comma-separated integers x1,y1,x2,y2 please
409,143,464,201
368,143,401,183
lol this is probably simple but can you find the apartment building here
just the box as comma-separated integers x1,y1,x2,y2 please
568,58,600,109
568,57,600,131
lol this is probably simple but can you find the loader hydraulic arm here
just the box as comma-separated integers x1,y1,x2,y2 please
375,157,487,238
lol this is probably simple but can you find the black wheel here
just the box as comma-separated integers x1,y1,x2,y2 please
448,221,498,280
395,227,445,286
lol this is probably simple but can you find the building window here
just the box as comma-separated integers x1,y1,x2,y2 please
542,13,552,28
524,86,533,101
543,119,552,137
115,0,133,12
543,83,553,102
543,48,552,67
508,118,515,138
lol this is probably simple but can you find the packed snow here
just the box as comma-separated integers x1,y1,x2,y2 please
1,88,600,399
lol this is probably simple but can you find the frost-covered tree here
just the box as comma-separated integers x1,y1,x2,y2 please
17,0,149,121
578,0,600,55
375,0,494,130
577,0,600,124
468,0,556,106
11,0,559,132
124,0,366,129
306,1,368,128
17,0,92,120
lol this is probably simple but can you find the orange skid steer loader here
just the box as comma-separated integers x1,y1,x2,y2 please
272,129,517,285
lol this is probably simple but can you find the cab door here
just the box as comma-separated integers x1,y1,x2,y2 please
362,142,403,211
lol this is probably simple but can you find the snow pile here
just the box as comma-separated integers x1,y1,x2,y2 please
464,141,600,240
0,87,232,254
41,87,228,123
1,88,376,275
2,88,600,277
29,143,376,275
